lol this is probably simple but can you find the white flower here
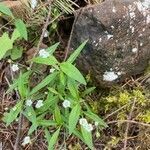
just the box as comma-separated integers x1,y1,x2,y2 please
84,123,93,132
95,121,99,126
79,118,88,126
103,71,118,81
79,118,93,132
50,68,55,73
30,0,37,9
22,136,31,146
35,100,44,108
44,30,49,37
62,100,71,108
11,64,19,72
26,99,32,106
39,49,50,58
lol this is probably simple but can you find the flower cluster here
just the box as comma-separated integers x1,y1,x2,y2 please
25,99,44,108
79,118,93,132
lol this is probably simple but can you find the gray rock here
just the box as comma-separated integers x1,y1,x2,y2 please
70,0,150,87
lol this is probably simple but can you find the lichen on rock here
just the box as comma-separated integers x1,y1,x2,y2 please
70,0,150,87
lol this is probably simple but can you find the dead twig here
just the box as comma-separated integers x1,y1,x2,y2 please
107,119,150,127
64,8,83,61
123,99,136,150
105,103,130,120
29,0,53,68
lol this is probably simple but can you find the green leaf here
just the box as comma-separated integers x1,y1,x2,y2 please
28,123,38,135
45,128,51,140
11,47,23,60
0,3,14,17
7,71,31,93
11,29,20,42
30,72,58,95
32,56,58,66
67,40,88,63
3,101,23,126
60,62,86,85
59,71,66,86
36,95,58,115
67,78,79,99
81,126,93,150
23,106,37,123
0,33,13,60
82,87,96,97
18,72,28,98
48,128,60,150
84,111,107,127
54,105,62,125
69,104,80,134
46,42,59,55
15,19,27,40
23,106,38,134
38,120,57,127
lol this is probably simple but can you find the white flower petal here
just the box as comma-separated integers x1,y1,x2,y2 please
50,68,55,73
62,100,71,108
35,100,44,108
11,64,19,72
79,118,88,126
22,136,31,146
26,99,33,106
39,49,50,58
84,123,93,132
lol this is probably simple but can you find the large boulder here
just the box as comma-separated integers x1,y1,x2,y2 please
70,0,150,87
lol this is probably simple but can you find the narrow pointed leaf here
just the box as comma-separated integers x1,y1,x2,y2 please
67,40,88,63
30,72,58,95
32,56,58,66
46,42,59,55
69,104,80,134
48,128,60,150
15,19,27,40
81,126,94,150
60,62,86,85
0,3,14,17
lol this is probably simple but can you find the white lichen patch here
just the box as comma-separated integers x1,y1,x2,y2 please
134,0,149,17
99,38,102,42
140,43,143,46
146,15,150,24
129,12,135,19
112,6,117,13
107,34,113,39
132,47,138,53
103,71,119,81
131,26,135,33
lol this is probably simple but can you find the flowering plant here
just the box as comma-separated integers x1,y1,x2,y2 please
3,41,107,149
